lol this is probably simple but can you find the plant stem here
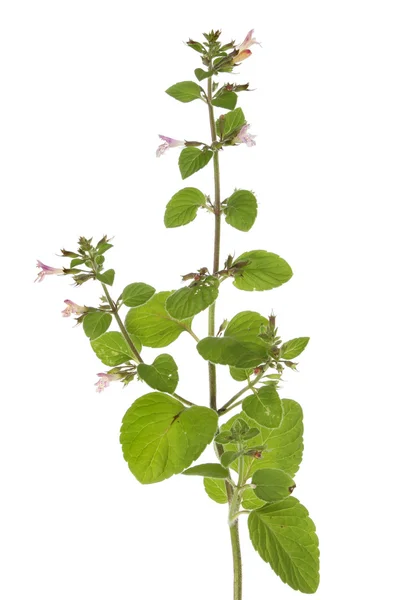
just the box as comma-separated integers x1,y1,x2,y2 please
207,67,242,600
100,282,143,363
207,72,221,414
218,372,263,415
172,392,194,407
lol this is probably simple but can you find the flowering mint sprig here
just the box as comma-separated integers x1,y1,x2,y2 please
37,29,319,600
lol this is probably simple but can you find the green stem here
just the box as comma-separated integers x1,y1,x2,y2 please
207,72,221,413
100,282,143,363
229,523,243,600
218,372,263,415
172,392,194,407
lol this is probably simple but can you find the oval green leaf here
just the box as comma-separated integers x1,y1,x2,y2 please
122,282,155,307
166,80,202,103
212,91,238,110
125,291,192,348
183,463,229,478
220,400,304,478
225,190,258,232
225,310,268,342
196,336,267,368
166,277,219,320
179,148,213,180
203,478,228,504
281,337,310,360
96,269,115,286
120,393,218,484
248,498,320,593
91,331,136,366
83,312,112,340
137,354,178,394
243,386,284,429
217,107,245,139
252,468,296,503
164,187,206,228
241,487,265,510
233,250,293,291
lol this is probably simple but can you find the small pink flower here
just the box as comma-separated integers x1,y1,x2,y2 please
156,135,185,157
233,29,260,64
61,299,87,317
234,124,256,147
95,372,119,393
35,260,63,282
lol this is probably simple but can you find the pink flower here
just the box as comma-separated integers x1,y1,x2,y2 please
94,372,120,393
156,135,185,157
234,124,256,147
233,29,260,64
61,299,87,317
35,260,63,282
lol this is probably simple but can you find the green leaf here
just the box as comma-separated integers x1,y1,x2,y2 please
225,311,268,342
137,354,178,394
233,250,293,291
241,487,265,510
212,91,238,110
179,148,213,180
194,68,211,81
125,291,192,348
196,336,267,368
96,269,115,286
214,432,234,445
217,107,245,139
97,242,113,254
165,80,203,103
243,386,284,429
220,400,303,478
82,312,112,340
120,393,218,484
203,478,228,504
166,277,219,320
252,468,296,502
229,366,251,382
248,498,320,593
281,337,310,360
91,331,135,366
220,451,242,467
164,187,206,228
122,282,155,308
225,190,258,232
183,463,229,478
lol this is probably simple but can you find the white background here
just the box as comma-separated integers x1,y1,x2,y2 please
1,1,397,598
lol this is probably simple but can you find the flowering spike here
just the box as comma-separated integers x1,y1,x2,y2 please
156,135,185,157
35,260,64,283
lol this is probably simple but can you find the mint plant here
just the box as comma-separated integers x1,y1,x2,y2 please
36,29,320,598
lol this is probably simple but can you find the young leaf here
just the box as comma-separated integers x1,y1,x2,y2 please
82,312,112,340
229,366,251,382
195,68,211,81
212,91,238,110
214,432,234,445
281,337,310,360
96,269,115,286
166,277,219,320
217,107,245,138
164,187,206,228
220,400,304,478
183,463,229,478
125,291,192,348
220,450,242,467
91,331,136,366
179,148,213,180
122,282,155,307
196,336,267,368
243,386,284,429
252,468,296,502
120,393,218,484
137,354,179,394
225,311,268,342
224,190,258,232
165,81,203,103
203,478,228,504
248,498,320,593
233,250,293,291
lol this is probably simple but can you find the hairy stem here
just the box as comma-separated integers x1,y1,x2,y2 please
207,72,221,413
207,68,242,600
218,372,263,415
